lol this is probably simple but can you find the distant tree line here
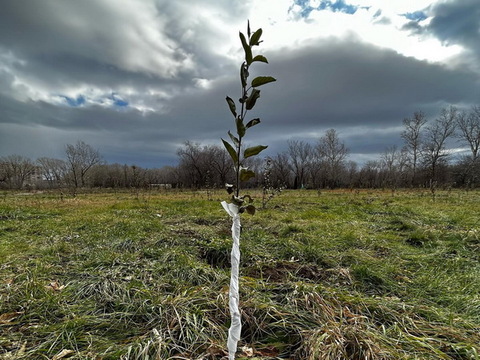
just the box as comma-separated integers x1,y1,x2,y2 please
0,140,178,192
1,105,479,191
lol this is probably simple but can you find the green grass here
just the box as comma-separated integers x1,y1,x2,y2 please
0,188,479,359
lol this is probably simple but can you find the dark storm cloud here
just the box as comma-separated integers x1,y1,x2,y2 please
0,0,242,102
427,0,480,49
241,37,480,159
143,36,479,162
263,38,478,127
2,34,479,165
0,1,191,77
401,21,424,34
406,0,480,71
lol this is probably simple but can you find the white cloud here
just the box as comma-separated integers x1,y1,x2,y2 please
348,0,434,13
56,0,193,77
244,0,463,64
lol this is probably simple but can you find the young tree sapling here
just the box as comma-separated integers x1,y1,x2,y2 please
221,21,276,359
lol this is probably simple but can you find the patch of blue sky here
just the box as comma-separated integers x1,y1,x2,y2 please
110,93,129,108
293,0,359,17
329,0,357,14
401,11,427,22
59,93,128,109
62,95,85,107
114,98,128,107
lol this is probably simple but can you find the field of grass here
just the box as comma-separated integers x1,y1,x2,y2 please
0,188,479,359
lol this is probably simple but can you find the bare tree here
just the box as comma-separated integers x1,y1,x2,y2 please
358,160,381,188
146,166,178,188
177,141,214,188
37,157,68,188
422,106,457,188
401,111,427,186
0,155,37,189
131,165,147,189
380,146,408,190
459,106,480,160
89,164,118,188
456,106,480,186
346,161,359,188
0,160,8,187
65,141,102,188
307,154,323,189
176,142,233,188
287,140,313,189
316,129,348,188
208,145,233,187
270,152,292,188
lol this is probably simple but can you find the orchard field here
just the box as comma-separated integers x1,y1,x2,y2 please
1,189,479,359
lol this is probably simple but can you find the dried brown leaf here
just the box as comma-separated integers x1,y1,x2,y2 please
52,349,75,360
206,344,228,357
240,346,254,357
0,311,23,324
45,280,65,292
255,346,280,357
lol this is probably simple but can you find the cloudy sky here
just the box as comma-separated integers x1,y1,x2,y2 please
1,0,479,167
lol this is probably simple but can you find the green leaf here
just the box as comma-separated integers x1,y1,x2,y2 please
252,55,268,63
250,28,263,46
222,139,238,164
247,20,251,38
245,204,256,215
246,89,260,110
239,32,253,65
226,96,236,118
228,131,239,147
232,195,244,206
251,76,276,88
236,116,246,138
225,183,234,194
240,63,248,88
245,118,260,129
240,168,255,182
244,145,268,159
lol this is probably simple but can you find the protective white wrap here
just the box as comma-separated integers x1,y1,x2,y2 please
221,201,241,360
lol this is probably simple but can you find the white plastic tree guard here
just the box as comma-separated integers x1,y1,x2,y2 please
221,201,242,360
